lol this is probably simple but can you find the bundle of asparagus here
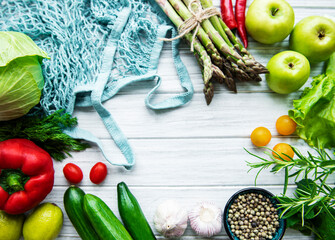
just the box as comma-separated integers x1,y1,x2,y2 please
155,0,268,104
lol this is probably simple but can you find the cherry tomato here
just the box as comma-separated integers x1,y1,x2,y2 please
272,143,294,161
63,163,83,184
250,127,271,147
276,115,297,136
90,162,108,184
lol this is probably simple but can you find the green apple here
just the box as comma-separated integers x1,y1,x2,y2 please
245,0,294,44
266,51,310,94
289,16,335,63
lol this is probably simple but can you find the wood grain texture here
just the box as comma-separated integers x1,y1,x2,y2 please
43,0,335,239
74,92,303,139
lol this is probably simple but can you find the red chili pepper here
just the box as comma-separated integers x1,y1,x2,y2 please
0,139,54,214
235,0,248,48
221,0,237,29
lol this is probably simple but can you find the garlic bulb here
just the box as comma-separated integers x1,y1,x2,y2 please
189,201,222,237
153,199,188,238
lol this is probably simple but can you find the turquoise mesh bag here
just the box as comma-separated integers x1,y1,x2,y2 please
0,0,194,169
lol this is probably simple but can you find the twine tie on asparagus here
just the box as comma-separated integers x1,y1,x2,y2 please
160,0,220,52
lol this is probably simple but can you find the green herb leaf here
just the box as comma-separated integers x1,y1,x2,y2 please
0,110,90,161
282,205,301,219
283,168,289,195
313,208,335,240
319,160,335,169
304,205,318,220
296,179,317,197
330,187,335,198
285,212,314,236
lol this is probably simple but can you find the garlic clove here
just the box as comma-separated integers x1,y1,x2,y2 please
189,201,223,237
154,199,188,238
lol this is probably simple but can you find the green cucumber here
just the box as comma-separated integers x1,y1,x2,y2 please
83,194,133,240
63,186,100,240
117,182,156,240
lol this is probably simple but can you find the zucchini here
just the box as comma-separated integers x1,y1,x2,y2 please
117,182,156,240
83,194,133,240
63,186,100,240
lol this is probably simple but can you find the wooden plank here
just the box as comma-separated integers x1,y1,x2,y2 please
73,92,302,139
54,138,335,186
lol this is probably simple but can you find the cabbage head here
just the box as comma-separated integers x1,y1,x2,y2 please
0,31,48,121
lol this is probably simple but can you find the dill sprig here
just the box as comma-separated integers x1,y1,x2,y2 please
0,109,90,161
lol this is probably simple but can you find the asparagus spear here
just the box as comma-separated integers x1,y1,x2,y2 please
158,0,224,68
199,0,233,48
168,2,239,89
158,0,245,88
189,34,214,87
156,0,270,101
190,36,232,103
196,31,224,69
153,0,270,105
169,0,244,64
155,0,223,103
156,0,211,82
198,0,268,74
178,0,265,79
186,29,237,101
217,18,269,74
203,81,214,104
197,0,253,84
213,63,236,92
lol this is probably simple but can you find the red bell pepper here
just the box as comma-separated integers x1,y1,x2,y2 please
0,139,54,214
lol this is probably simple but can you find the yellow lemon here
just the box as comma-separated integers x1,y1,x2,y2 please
0,210,24,240
23,203,63,240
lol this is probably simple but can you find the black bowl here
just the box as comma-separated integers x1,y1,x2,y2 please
223,188,286,240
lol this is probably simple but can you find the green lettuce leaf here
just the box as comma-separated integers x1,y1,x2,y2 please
289,54,335,149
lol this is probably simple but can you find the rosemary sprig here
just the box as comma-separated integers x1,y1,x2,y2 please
245,147,335,193
246,147,335,239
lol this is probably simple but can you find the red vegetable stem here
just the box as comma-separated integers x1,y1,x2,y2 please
221,0,237,29
235,0,248,48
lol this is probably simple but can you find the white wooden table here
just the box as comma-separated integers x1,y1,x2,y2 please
46,0,335,239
